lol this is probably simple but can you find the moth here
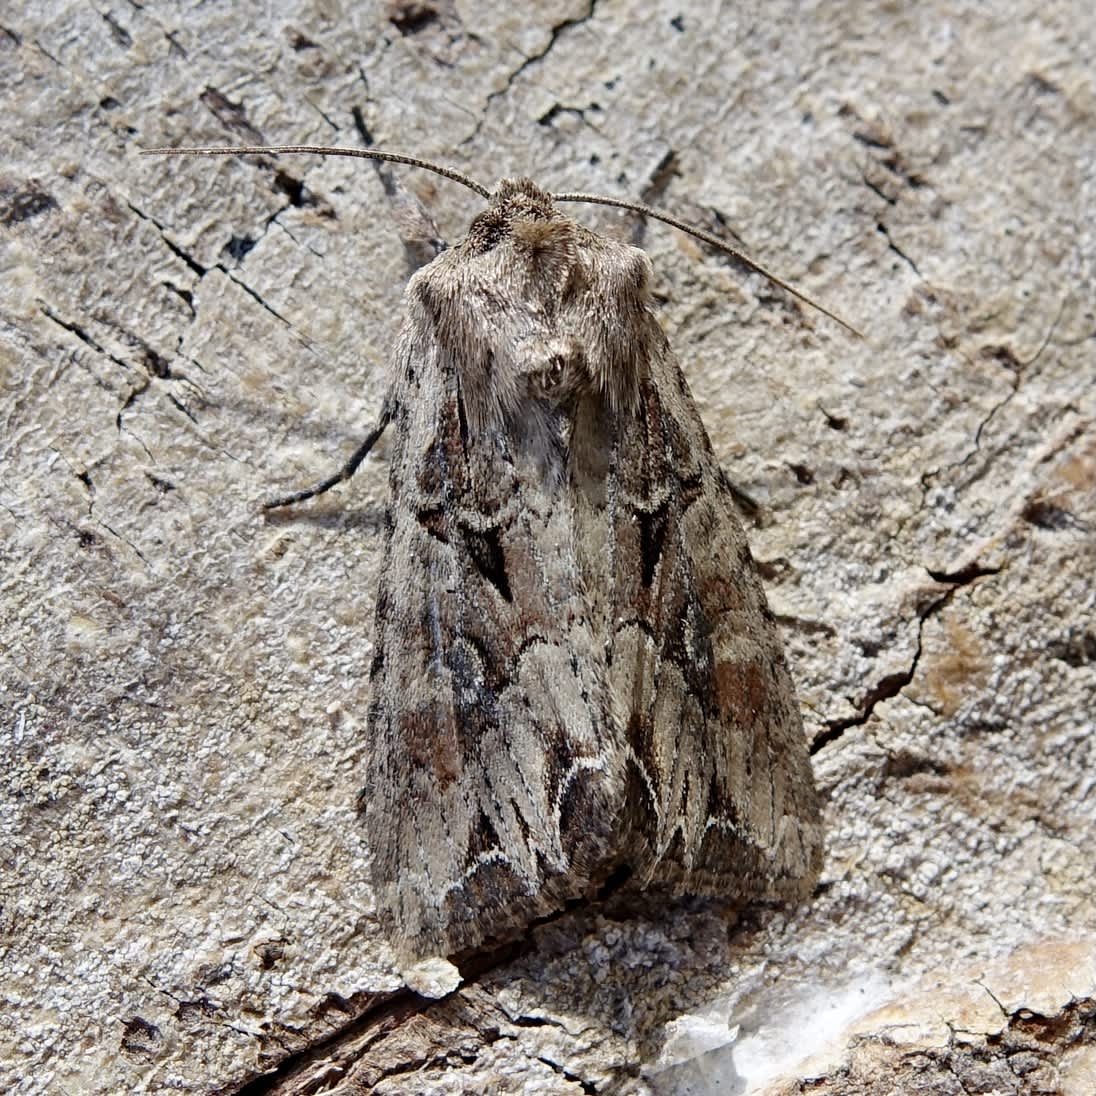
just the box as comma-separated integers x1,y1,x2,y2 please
145,145,849,962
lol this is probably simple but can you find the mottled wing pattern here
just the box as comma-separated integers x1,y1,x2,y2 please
361,309,622,961
575,315,821,901
359,179,820,961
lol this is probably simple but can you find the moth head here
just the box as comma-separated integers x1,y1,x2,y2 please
409,179,653,433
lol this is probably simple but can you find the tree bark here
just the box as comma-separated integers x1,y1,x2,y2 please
2,1,1093,1092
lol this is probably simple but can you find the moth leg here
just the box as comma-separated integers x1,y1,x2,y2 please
263,396,396,510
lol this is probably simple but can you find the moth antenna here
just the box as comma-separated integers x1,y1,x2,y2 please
142,144,859,337
140,144,493,201
552,191,863,339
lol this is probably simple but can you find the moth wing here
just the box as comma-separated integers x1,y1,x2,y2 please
361,329,622,961
575,329,822,901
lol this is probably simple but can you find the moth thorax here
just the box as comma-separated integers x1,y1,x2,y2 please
519,335,590,405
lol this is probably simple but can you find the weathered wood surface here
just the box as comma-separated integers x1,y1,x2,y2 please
2,1,1093,1092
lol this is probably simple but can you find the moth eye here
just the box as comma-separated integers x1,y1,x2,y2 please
547,355,566,384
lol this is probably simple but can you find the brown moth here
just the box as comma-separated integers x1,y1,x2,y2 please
145,146,845,962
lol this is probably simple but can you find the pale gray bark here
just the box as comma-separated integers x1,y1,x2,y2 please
2,1,1093,1092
